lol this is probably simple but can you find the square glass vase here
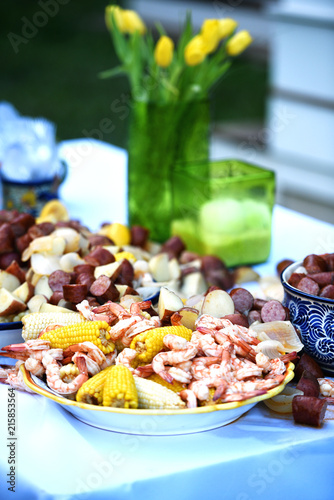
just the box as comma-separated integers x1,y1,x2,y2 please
171,159,275,267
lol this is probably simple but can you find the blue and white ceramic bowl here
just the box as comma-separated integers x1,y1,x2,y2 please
281,261,334,375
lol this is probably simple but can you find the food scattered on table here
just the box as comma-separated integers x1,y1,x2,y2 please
0,205,333,429
0,205,267,323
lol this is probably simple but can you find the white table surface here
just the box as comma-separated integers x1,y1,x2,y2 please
1,139,334,500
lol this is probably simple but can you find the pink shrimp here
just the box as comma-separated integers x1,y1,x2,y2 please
120,317,161,346
188,380,210,401
170,312,183,326
72,352,100,376
5,362,36,393
318,378,334,398
100,350,117,370
255,353,286,377
216,329,257,361
63,341,106,365
189,377,227,402
129,301,152,316
163,334,188,351
108,317,142,341
25,358,45,377
190,356,221,380
152,345,198,383
226,375,285,395
0,339,51,361
44,353,88,395
179,389,197,408
116,348,138,371
76,300,113,323
190,331,222,357
0,361,34,393
234,365,263,381
195,315,233,331
173,360,193,372
219,344,236,382
167,367,192,384
133,363,154,378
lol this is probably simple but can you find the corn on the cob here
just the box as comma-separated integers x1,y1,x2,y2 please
114,251,136,263
130,325,192,365
102,365,138,409
22,312,85,340
40,321,114,354
134,376,186,409
76,366,114,405
147,373,186,393
59,363,80,383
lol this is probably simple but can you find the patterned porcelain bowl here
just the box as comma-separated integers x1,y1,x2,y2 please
281,261,334,375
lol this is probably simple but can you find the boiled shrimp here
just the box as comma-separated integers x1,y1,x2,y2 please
44,353,88,395
0,339,51,361
179,389,197,408
195,315,233,331
5,361,35,393
255,353,286,377
191,331,222,357
63,342,106,366
152,345,198,383
167,367,192,384
76,300,112,323
116,348,138,371
163,334,188,351
318,378,334,398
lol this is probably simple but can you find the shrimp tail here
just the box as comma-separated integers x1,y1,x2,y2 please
212,381,228,402
158,371,174,384
280,351,299,364
74,354,88,377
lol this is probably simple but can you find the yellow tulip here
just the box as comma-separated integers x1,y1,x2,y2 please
200,19,220,54
105,5,125,32
218,18,238,39
226,30,253,56
122,10,146,35
154,36,174,68
184,35,206,66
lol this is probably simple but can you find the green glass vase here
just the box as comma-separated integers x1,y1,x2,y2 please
127,99,210,242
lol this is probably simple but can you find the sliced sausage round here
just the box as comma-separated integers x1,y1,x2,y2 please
63,284,88,304
260,300,287,323
296,276,320,296
48,270,72,292
229,288,254,314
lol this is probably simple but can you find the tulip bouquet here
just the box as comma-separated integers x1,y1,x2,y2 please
102,4,253,242
103,4,252,103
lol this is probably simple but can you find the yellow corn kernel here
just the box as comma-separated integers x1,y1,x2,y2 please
40,321,114,354
98,223,131,246
114,251,136,263
130,325,192,365
102,365,138,409
147,373,186,393
59,363,80,384
76,366,114,405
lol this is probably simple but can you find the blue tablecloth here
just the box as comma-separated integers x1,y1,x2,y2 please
1,139,334,499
